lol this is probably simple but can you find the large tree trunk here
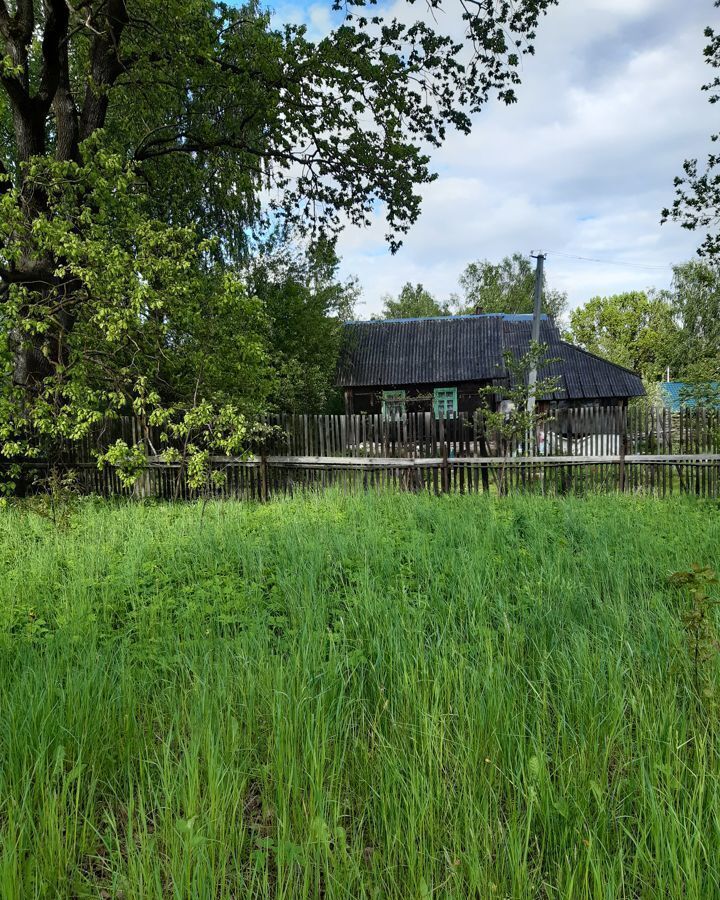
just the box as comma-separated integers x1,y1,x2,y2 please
8,266,78,392
0,1,127,395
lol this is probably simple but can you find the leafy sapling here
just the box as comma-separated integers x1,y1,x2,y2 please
476,342,562,494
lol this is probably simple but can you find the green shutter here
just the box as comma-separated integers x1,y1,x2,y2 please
433,387,457,418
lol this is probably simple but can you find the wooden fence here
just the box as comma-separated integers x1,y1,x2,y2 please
260,405,719,459
20,404,720,500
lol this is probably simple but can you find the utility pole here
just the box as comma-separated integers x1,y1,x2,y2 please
526,252,546,415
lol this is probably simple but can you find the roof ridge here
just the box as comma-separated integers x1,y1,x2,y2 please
345,313,547,325
345,314,503,325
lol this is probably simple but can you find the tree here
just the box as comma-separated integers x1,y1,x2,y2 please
380,283,451,319
477,342,561,494
248,235,359,412
0,0,556,477
0,150,273,455
666,261,720,381
663,2,720,261
458,253,568,321
565,291,678,382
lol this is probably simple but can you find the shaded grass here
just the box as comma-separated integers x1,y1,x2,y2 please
0,492,719,898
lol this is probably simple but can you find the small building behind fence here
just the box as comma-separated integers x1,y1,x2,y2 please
659,381,720,412
336,313,645,416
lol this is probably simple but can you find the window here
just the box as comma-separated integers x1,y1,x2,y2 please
382,390,406,418
433,387,457,418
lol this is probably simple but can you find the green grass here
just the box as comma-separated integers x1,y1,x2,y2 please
0,492,719,899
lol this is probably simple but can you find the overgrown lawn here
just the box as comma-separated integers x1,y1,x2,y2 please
0,493,719,898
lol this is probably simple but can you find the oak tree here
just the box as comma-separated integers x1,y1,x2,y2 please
0,0,556,471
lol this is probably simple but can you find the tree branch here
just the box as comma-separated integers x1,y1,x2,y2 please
37,0,70,111
79,0,129,139
52,3,80,161
0,156,10,194
12,0,34,48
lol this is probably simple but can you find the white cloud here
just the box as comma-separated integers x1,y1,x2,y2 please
328,0,712,315
258,0,712,316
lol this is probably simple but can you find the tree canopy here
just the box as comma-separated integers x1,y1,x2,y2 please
565,262,720,385
248,235,359,412
663,1,720,261
565,291,678,382
379,283,451,319
458,253,568,321
377,254,568,323
666,260,720,381
0,0,557,472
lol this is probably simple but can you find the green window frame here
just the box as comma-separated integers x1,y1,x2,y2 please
433,387,457,418
382,390,406,418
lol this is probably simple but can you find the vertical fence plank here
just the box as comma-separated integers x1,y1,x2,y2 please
19,407,720,501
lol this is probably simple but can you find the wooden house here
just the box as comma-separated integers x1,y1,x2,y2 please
336,313,645,416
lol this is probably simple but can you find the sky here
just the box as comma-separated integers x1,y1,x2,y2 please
265,0,713,318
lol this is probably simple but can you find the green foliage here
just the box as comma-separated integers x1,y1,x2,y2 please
565,291,678,381
0,144,272,476
97,440,147,488
0,0,556,254
0,0,557,467
0,493,719,896
566,263,720,386
663,3,720,261
477,342,562,493
666,260,720,381
25,467,82,528
248,235,359,412
479,343,561,442
151,400,259,495
459,252,568,321
95,398,272,497
669,564,720,702
379,282,452,319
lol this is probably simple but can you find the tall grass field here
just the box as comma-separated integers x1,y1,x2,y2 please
0,493,719,898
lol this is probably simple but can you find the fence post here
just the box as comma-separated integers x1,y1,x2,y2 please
132,416,152,500
476,412,490,494
438,416,448,493
260,453,269,502
441,436,450,494
619,409,627,493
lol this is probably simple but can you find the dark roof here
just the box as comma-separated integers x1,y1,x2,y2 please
336,315,506,386
501,317,645,401
337,314,645,401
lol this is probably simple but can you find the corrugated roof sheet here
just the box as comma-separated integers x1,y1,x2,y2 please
337,314,645,400
500,318,645,400
660,382,720,411
336,315,506,386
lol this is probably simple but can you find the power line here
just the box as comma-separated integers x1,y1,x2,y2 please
542,250,673,272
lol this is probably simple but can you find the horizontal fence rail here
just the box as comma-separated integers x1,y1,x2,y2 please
10,405,720,499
